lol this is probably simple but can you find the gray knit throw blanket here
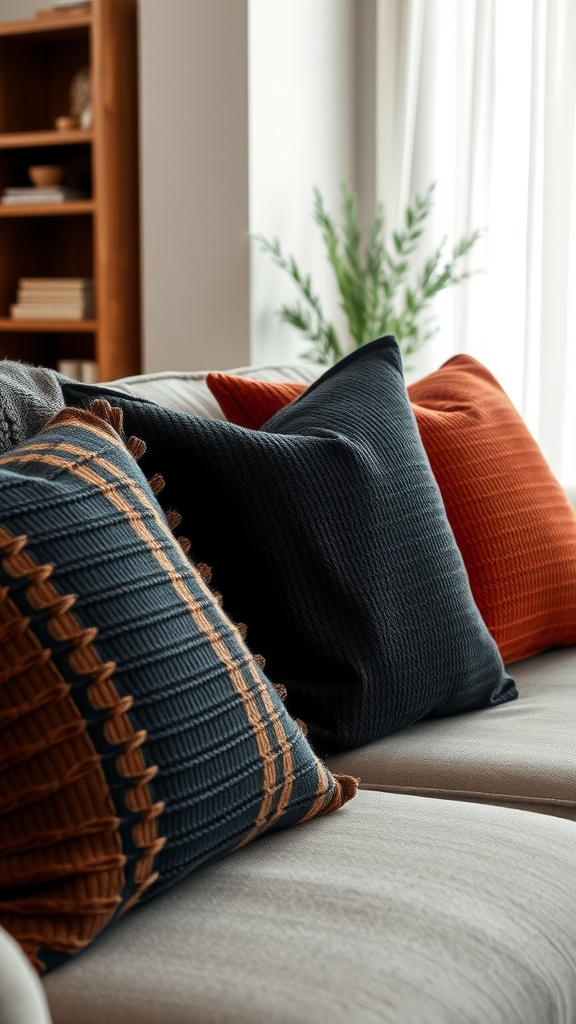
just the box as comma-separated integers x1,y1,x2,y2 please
0,360,66,454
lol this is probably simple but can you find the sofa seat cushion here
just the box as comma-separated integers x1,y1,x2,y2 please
42,790,576,1024
327,648,576,819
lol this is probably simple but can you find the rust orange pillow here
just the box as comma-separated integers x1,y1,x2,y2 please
408,355,576,662
206,373,306,428
207,359,576,664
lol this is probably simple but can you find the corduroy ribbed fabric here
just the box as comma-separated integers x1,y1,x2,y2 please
61,339,516,754
206,359,576,665
206,374,306,429
407,355,576,662
0,407,354,975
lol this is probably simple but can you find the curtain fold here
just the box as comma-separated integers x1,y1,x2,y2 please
375,0,576,484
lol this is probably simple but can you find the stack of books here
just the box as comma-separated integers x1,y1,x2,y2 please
1,186,87,206
57,359,98,383
10,278,94,321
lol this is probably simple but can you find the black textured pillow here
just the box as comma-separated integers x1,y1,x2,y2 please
62,338,516,754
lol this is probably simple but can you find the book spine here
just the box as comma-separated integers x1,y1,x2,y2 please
19,278,93,287
10,305,93,320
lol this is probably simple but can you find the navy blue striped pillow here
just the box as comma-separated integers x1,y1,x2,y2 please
0,406,355,974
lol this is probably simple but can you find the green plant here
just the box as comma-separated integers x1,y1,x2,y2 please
251,182,481,365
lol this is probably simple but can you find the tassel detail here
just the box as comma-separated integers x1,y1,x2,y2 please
196,564,212,585
89,399,124,436
165,509,182,531
127,436,147,461
147,474,165,496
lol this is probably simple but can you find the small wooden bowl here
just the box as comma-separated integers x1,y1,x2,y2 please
28,165,65,188
55,115,80,131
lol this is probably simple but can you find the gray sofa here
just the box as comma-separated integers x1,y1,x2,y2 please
2,364,576,1024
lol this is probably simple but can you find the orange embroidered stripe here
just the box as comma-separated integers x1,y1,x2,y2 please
233,658,295,848
2,419,292,835
297,759,332,824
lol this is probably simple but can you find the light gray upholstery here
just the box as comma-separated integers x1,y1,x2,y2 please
327,648,576,819
44,790,576,1024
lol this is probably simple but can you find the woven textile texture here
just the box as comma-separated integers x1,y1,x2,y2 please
206,358,576,665
61,339,516,754
0,406,355,974
407,355,576,662
206,374,306,429
0,360,65,454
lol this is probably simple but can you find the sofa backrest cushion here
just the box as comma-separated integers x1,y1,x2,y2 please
0,406,354,975
61,338,516,756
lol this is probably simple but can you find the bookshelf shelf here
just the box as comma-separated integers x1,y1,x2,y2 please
0,317,96,333
0,130,94,150
0,0,140,380
0,201,95,217
0,15,90,38
0,15,92,39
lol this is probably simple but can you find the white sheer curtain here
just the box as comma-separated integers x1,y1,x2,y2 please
374,0,576,484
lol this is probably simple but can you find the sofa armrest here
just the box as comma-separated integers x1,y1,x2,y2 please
0,929,51,1024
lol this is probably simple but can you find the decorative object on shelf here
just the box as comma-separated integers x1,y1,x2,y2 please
251,182,482,366
10,278,94,321
70,67,92,130
54,115,80,131
27,165,64,188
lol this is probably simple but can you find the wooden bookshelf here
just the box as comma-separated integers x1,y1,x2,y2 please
0,0,140,380
0,14,92,37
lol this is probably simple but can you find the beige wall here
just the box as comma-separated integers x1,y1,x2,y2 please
138,0,250,372
0,0,36,17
